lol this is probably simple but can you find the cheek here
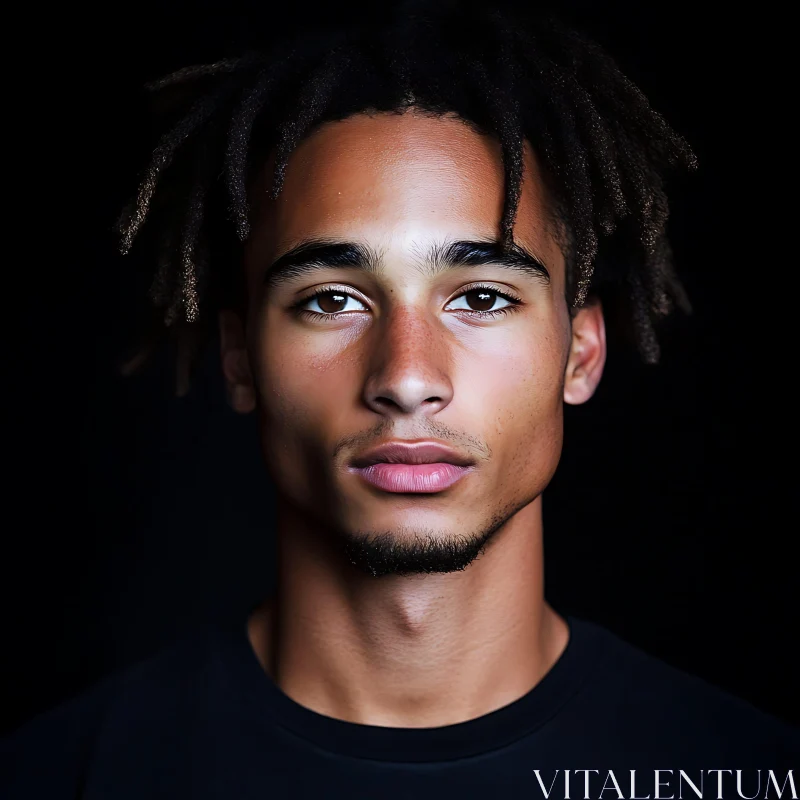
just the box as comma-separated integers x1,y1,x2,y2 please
251,313,362,438
250,323,358,504
469,324,566,484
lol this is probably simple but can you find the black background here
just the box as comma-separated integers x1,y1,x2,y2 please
5,0,797,737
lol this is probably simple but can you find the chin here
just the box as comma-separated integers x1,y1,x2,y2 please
336,512,510,578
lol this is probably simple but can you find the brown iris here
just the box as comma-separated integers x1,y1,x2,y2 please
464,289,497,312
317,292,349,313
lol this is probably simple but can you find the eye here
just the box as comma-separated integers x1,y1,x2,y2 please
445,286,519,314
297,289,369,316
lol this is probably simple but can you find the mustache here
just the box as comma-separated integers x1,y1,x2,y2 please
333,420,491,463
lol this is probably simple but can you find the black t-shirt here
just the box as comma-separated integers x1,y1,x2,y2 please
2,616,797,799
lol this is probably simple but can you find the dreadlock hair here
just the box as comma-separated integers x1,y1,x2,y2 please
116,0,696,395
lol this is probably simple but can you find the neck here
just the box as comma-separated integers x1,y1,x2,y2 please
247,495,569,728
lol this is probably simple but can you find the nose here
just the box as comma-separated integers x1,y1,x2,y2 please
361,308,454,418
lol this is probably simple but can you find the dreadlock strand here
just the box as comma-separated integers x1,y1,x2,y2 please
517,28,629,231
485,12,530,251
627,269,662,363
173,160,210,324
523,37,604,295
535,75,598,303
144,55,258,92
118,91,225,255
556,22,697,172
225,67,281,240
269,48,355,200
457,56,524,250
512,30,622,280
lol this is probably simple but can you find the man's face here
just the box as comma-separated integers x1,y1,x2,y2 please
227,110,603,576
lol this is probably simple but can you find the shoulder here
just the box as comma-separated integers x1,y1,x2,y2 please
1,628,214,799
573,617,799,765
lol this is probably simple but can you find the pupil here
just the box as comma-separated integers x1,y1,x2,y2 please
318,292,347,313
467,289,496,312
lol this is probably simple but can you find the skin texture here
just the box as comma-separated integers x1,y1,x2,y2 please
219,109,606,727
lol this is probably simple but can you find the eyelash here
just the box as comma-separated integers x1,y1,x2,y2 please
291,283,523,322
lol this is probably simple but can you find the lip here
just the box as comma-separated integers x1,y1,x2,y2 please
350,441,475,469
350,462,474,493
348,441,476,494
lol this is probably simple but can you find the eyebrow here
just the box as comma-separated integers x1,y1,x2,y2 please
263,237,551,293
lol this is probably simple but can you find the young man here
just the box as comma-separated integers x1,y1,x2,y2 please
3,1,797,797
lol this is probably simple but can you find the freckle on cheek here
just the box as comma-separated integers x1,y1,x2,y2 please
307,353,333,372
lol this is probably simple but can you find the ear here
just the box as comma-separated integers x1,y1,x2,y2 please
563,298,607,406
219,309,257,414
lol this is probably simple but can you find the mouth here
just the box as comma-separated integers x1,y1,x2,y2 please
349,462,474,493
348,441,476,494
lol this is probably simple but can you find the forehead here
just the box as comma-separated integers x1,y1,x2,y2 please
249,110,563,275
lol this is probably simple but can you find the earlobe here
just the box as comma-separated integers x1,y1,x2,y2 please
563,299,607,406
219,310,257,414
